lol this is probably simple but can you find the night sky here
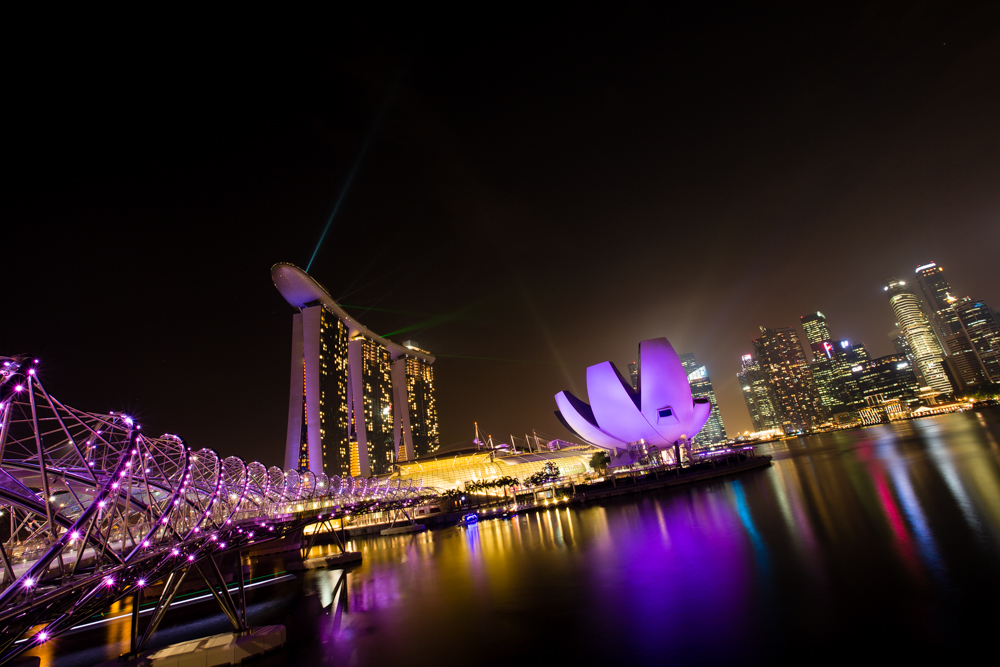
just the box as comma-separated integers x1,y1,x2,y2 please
7,5,999,467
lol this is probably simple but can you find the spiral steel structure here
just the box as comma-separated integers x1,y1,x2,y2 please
0,357,424,663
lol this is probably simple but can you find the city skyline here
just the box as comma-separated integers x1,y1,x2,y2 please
6,5,999,466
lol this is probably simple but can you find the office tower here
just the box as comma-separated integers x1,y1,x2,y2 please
952,298,1000,383
888,327,914,364
884,278,953,395
808,356,840,411
752,326,825,432
737,354,779,432
915,262,961,339
943,330,990,390
274,263,439,478
679,353,727,444
800,312,831,347
401,341,440,459
628,361,638,389
852,354,922,406
832,341,870,409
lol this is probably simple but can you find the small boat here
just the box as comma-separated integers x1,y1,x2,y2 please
500,508,517,520
457,513,478,526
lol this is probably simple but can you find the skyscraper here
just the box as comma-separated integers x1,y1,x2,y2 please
354,338,395,476
942,329,989,390
737,354,779,432
832,341,870,409
679,353,727,444
800,312,831,347
915,262,961,340
852,354,922,406
273,263,439,478
752,326,825,432
952,298,1000,383
884,278,953,395
400,341,440,460
284,305,350,476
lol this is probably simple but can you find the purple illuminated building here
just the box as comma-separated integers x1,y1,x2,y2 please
554,337,712,466
272,263,439,478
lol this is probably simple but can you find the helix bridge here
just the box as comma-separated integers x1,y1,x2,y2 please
0,357,426,664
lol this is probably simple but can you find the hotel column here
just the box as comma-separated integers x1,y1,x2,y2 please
348,338,372,477
284,312,304,471
302,306,325,475
391,358,415,462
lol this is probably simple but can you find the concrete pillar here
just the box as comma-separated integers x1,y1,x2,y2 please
392,358,415,462
302,307,324,475
284,313,304,471
348,338,372,477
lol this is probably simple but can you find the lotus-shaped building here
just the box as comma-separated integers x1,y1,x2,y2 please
555,337,712,465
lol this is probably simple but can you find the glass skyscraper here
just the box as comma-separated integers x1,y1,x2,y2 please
679,353,727,444
952,298,1000,383
800,312,831,346
737,354,779,432
752,326,825,433
915,262,961,340
853,354,922,407
884,277,953,395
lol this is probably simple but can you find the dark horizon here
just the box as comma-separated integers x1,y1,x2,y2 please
7,4,999,467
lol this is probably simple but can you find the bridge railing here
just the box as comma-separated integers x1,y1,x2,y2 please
0,357,427,664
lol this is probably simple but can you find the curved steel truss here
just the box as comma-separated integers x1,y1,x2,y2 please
0,357,424,663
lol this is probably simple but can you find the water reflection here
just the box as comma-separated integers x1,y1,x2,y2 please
36,409,1000,666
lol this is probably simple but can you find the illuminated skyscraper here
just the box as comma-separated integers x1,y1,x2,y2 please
915,262,961,340
800,312,831,346
678,353,727,444
737,354,779,432
852,354,921,406
952,298,1000,383
400,341,440,459
832,341,870,409
884,278,953,395
355,338,395,475
627,361,638,389
273,263,439,478
752,326,825,432
943,330,990,390
284,305,350,475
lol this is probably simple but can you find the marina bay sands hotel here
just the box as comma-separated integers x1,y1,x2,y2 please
271,263,439,478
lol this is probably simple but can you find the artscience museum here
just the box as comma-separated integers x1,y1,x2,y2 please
555,337,713,467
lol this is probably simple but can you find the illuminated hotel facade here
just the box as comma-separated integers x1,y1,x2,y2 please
272,263,439,478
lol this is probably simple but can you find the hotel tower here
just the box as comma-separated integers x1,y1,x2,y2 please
272,263,439,478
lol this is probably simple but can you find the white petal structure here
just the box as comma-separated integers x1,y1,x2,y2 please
555,338,712,454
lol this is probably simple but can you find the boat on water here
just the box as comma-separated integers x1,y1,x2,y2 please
457,513,479,526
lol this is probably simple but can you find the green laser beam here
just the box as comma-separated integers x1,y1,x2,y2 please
340,304,428,317
433,354,556,365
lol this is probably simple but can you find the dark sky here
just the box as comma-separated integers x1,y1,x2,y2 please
7,4,999,467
